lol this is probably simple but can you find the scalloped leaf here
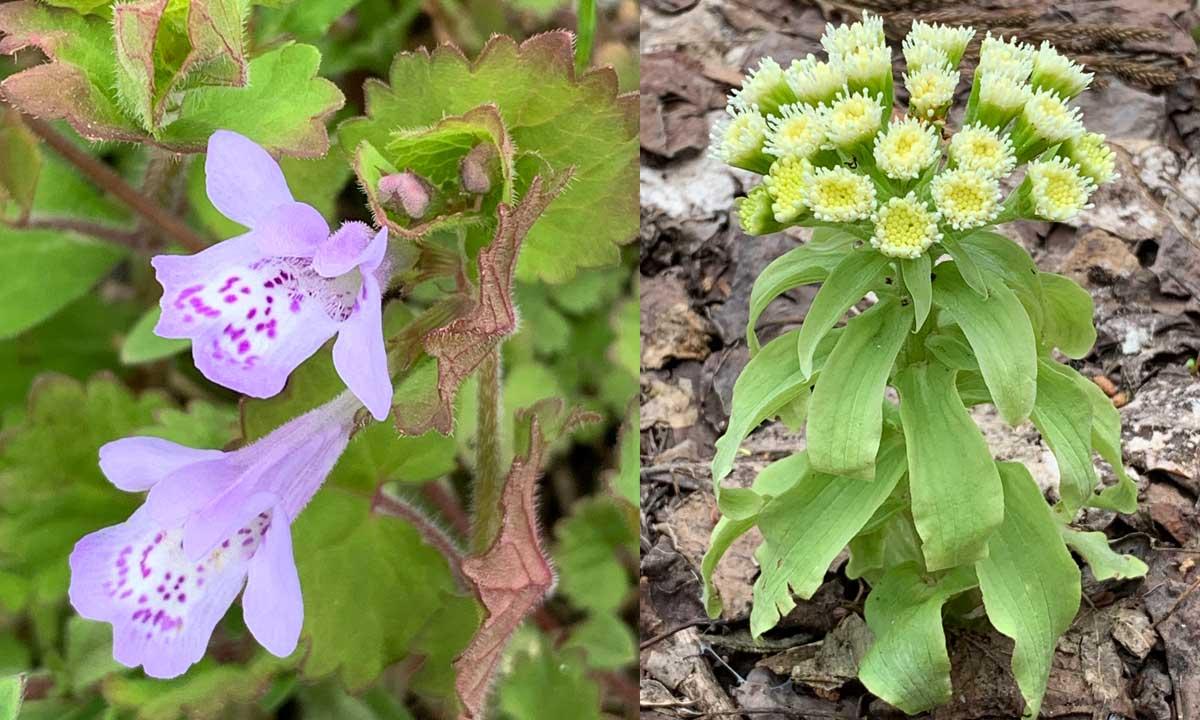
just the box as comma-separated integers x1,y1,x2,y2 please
339,31,637,283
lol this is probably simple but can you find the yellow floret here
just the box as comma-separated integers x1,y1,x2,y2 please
765,103,827,160
730,58,797,117
762,156,813,223
905,65,958,120
1063,132,1117,185
785,55,846,108
978,32,1033,80
948,123,1016,179
1019,89,1084,144
1025,157,1097,221
873,117,940,180
976,73,1031,128
902,42,950,73
930,168,1002,230
821,11,885,56
871,192,942,258
824,90,885,150
710,108,772,174
802,165,877,223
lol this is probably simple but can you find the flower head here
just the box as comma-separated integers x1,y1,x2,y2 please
764,103,826,160
948,122,1016,179
902,42,950,73
153,131,393,420
69,393,361,678
802,165,877,223
1010,89,1084,160
873,117,940,180
1024,157,1097,221
1030,41,1093,98
978,32,1033,81
785,55,845,107
763,156,813,223
870,193,942,258
905,20,975,66
736,184,786,235
823,90,885,151
905,64,958,121
976,73,1031,129
1062,132,1117,185
833,43,892,98
821,11,885,56
730,57,796,117
930,168,1002,230
709,108,772,174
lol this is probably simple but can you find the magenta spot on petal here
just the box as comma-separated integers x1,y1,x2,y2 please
157,585,165,593
119,589,132,599
178,594,187,602
222,540,230,548
165,572,171,580
184,314,194,323
290,298,301,313
197,578,205,586
224,294,238,303
266,296,274,303
246,308,256,319
154,533,164,543
242,537,254,546
238,340,250,354
138,594,147,604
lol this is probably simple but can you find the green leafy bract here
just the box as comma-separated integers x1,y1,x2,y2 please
796,249,890,377
339,31,637,283
976,462,1081,719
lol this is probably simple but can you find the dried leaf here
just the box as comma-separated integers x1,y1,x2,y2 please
453,416,555,720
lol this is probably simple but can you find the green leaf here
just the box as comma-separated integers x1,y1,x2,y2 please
933,263,1037,425
157,43,343,155
940,236,988,297
293,488,478,693
120,306,190,365
0,228,125,340
1057,365,1137,513
554,497,635,615
297,681,416,720
923,328,977,371
339,32,636,283
103,653,290,720
746,231,854,353
711,328,840,515
0,109,42,218
807,299,910,479
701,452,807,619
958,229,1045,334
858,564,978,714
256,0,363,38
796,249,891,377
751,435,906,636
497,632,601,720
895,362,1003,571
900,253,931,331
1039,272,1096,359
976,462,1081,719
562,612,636,670
0,674,23,720
1031,360,1095,514
1060,527,1148,581
62,615,124,692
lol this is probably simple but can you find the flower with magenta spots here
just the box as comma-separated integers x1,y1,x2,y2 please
152,130,393,420
68,392,360,679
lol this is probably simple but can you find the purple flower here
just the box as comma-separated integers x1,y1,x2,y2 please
152,130,393,420
68,393,359,678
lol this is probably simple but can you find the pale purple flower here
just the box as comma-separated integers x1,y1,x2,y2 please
68,393,359,679
152,130,393,420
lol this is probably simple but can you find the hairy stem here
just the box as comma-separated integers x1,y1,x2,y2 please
372,488,466,588
22,116,209,253
4,216,142,248
471,346,504,554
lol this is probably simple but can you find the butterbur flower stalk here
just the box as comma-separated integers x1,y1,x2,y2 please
69,393,361,678
710,16,1141,719
153,131,393,420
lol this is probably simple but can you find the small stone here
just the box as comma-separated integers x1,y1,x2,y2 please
1111,608,1157,659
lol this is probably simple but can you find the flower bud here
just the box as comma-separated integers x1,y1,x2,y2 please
735,184,786,236
710,107,773,174
379,171,433,219
460,142,498,195
729,58,797,117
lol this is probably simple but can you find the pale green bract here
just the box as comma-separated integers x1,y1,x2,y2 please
704,12,1143,718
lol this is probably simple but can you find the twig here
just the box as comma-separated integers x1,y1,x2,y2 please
640,618,714,651
1152,574,1200,628
22,115,209,253
5,216,142,248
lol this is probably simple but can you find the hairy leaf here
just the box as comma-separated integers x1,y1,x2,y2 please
933,263,1037,425
751,435,906,636
0,109,41,218
103,654,289,720
1039,272,1096,359
858,564,978,714
454,417,556,719
895,362,1003,570
796,249,891,377
1060,527,1148,581
1031,360,1095,514
497,633,601,720
976,462,1081,719
339,31,637,282
0,674,23,720
294,488,477,694
701,452,806,618
0,228,125,340
807,299,910,479
746,229,855,353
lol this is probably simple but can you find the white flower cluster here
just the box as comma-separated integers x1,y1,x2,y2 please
711,12,1115,255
